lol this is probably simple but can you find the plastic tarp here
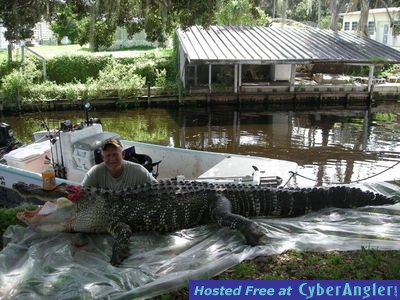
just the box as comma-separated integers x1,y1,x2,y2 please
1,182,400,299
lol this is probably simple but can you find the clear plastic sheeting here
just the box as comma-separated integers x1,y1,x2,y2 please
1,182,400,299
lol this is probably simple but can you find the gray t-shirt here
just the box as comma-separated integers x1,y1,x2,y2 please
81,160,157,190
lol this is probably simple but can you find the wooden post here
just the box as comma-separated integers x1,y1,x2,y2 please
7,43,12,62
16,89,21,111
208,64,212,94
21,45,25,62
42,60,47,80
147,83,151,106
289,64,296,92
368,65,375,93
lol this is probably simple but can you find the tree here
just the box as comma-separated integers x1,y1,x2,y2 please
0,0,46,61
58,0,220,50
135,0,219,45
50,2,80,44
215,0,271,26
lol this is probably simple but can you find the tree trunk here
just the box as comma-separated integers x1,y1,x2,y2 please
358,0,369,37
89,1,100,51
318,0,321,28
7,43,12,62
330,0,344,31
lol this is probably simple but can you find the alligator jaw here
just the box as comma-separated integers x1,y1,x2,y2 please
16,197,77,232
13,182,69,202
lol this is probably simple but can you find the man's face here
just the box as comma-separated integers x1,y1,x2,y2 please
101,146,125,172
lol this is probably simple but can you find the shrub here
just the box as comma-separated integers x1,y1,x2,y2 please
0,59,22,85
87,60,145,101
46,55,112,84
25,81,89,103
1,59,42,102
134,61,158,85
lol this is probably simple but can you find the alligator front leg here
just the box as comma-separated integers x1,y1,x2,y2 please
209,192,265,246
108,221,132,266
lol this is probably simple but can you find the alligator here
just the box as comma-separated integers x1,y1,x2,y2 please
13,180,397,265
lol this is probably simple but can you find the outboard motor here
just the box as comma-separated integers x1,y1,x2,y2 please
0,122,14,147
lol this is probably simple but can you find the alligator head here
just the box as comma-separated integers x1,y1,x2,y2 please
17,197,77,232
13,181,136,265
13,182,110,234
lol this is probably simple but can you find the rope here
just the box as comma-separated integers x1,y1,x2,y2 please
287,160,400,186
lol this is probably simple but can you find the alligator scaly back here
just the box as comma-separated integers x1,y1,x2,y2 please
13,180,397,265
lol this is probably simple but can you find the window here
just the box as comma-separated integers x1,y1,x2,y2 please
351,21,358,31
344,22,350,31
368,21,375,35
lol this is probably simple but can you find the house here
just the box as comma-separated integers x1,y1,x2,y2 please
0,21,7,50
32,20,56,45
340,7,400,46
0,19,55,49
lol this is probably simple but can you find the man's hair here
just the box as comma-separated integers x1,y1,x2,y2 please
101,138,123,151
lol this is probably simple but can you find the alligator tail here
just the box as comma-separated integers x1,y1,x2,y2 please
227,186,397,218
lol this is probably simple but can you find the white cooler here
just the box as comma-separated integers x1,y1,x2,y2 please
4,140,51,173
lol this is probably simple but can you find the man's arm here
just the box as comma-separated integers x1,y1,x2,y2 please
124,162,158,185
81,165,100,187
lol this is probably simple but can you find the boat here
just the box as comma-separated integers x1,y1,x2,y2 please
0,115,298,192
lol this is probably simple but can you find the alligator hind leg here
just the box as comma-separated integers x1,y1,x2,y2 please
108,221,132,266
209,192,265,246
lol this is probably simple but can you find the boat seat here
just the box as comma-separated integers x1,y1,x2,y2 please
94,145,161,178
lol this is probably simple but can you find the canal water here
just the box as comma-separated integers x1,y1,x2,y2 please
3,102,400,187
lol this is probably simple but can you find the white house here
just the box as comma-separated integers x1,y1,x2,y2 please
340,7,400,47
0,22,7,50
0,19,55,50
32,20,55,45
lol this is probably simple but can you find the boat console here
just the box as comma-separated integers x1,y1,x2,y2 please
4,121,160,183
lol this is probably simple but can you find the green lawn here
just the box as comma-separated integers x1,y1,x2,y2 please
0,44,172,60
0,45,84,60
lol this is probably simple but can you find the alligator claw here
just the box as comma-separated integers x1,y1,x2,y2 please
258,235,271,244
111,245,130,266
242,222,265,246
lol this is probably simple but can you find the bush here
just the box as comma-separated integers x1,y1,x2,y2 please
87,60,145,101
134,61,159,85
0,59,22,85
1,59,42,102
0,51,178,104
46,55,112,84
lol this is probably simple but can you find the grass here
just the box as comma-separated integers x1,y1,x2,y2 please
218,248,400,280
158,248,400,299
25,44,90,58
0,44,172,60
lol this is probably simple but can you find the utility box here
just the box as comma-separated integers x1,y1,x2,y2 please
72,132,120,171
270,64,291,81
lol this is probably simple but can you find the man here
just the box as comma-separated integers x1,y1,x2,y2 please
82,138,157,190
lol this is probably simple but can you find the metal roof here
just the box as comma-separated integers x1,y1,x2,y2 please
177,25,400,64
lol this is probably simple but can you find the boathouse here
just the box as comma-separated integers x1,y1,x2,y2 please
176,25,400,105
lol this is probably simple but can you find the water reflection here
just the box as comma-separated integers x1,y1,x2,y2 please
2,103,400,187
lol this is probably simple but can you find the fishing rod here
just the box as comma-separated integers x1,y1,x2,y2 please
35,105,67,178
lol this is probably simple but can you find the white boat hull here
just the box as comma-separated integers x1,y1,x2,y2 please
0,123,298,190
